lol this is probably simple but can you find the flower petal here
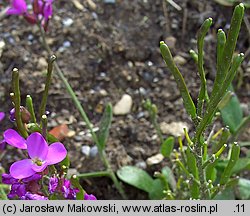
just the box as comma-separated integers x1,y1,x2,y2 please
3,129,27,149
31,162,47,172
10,159,35,179
84,193,97,200
1,174,18,184
46,142,67,165
12,0,27,13
27,132,48,160
0,112,5,121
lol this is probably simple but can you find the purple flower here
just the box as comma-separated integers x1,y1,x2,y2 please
40,0,53,21
49,176,79,199
62,179,79,199
9,107,31,123
8,183,27,199
0,112,5,122
2,174,19,185
3,129,27,149
8,132,67,179
84,193,97,200
2,173,42,199
48,176,58,194
21,192,48,200
0,139,6,151
9,108,16,122
6,0,27,15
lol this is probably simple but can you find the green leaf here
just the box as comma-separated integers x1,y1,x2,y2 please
214,0,250,8
148,179,165,200
117,166,154,193
220,87,243,133
160,42,196,119
213,0,234,6
237,178,250,199
196,18,212,115
220,143,240,185
232,158,250,174
213,187,235,200
97,103,113,151
161,166,176,189
239,142,250,147
160,137,174,158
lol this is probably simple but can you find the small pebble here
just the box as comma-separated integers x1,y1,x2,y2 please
135,161,147,169
104,0,116,3
160,121,189,137
146,153,164,166
81,145,91,156
62,17,74,27
89,146,98,158
173,55,187,65
113,94,133,115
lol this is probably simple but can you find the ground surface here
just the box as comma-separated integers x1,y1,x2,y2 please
0,0,250,199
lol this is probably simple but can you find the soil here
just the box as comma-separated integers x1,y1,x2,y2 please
0,0,250,199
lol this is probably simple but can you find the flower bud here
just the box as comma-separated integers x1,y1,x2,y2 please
20,107,31,124
24,14,37,24
10,106,31,124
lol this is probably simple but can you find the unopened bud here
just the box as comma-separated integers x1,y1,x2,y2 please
24,14,37,24
21,106,31,123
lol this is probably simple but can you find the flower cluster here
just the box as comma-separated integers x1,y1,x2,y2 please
0,112,5,122
1,129,67,199
1,125,96,200
2,173,48,200
49,176,80,199
0,112,6,151
6,0,53,30
4,129,67,179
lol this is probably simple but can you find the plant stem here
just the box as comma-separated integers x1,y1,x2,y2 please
39,55,56,118
12,69,28,138
193,146,208,199
77,171,110,178
37,24,127,199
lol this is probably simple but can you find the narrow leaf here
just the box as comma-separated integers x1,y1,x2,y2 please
97,103,113,151
220,142,240,185
196,18,212,115
160,42,196,119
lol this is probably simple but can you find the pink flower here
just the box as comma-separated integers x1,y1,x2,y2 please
84,193,97,200
0,112,5,122
6,131,67,179
6,0,27,15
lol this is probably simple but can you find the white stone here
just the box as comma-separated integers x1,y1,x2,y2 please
0,40,5,58
81,145,90,156
146,153,164,166
62,17,74,27
160,121,189,137
113,94,133,115
173,55,187,65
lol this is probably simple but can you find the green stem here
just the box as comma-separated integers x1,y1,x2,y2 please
197,18,212,116
41,114,48,140
12,69,28,138
39,55,56,118
26,95,37,123
153,117,164,144
38,24,127,199
77,171,110,178
193,146,208,199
